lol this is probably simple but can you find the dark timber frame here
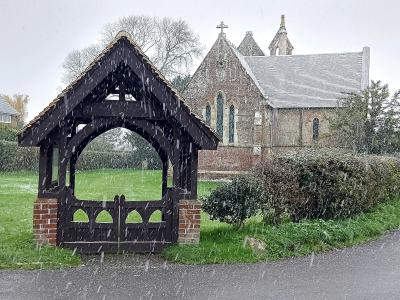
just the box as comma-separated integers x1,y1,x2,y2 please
18,32,219,253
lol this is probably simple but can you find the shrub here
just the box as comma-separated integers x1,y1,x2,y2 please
255,158,299,224
253,149,400,223
202,175,264,228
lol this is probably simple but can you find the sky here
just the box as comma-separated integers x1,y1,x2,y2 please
0,0,399,122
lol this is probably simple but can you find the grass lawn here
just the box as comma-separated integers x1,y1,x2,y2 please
1,169,400,269
0,169,218,269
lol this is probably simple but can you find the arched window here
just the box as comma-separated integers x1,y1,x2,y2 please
216,93,224,138
205,104,211,126
312,118,319,142
229,105,235,143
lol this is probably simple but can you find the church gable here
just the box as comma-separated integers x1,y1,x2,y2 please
237,31,265,56
184,30,265,145
184,31,264,109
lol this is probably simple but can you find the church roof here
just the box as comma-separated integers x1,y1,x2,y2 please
0,97,18,115
241,50,369,108
237,31,265,56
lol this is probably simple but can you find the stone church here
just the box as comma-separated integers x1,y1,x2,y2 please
183,15,370,179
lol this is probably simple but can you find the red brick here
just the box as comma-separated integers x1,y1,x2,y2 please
34,219,49,225
41,213,58,219
47,238,57,245
42,223,57,229
39,204,57,209
180,209,200,214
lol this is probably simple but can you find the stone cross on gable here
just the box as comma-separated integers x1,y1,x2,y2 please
217,21,228,34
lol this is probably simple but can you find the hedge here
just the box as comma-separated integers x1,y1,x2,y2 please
0,126,19,142
0,140,39,171
0,140,161,172
76,149,161,170
253,149,400,223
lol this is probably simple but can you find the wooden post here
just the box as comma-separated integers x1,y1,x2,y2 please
38,144,50,196
69,154,77,192
162,159,168,196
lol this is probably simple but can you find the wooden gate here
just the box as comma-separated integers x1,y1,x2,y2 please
58,188,178,254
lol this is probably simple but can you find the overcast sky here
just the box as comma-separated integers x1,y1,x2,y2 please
1,0,399,121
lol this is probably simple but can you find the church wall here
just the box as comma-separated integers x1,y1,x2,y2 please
184,35,264,148
302,108,336,146
272,109,302,146
198,146,253,172
184,35,268,179
269,107,336,148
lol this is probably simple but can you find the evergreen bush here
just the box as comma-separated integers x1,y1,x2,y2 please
202,175,264,228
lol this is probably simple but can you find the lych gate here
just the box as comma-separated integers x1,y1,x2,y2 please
18,32,219,253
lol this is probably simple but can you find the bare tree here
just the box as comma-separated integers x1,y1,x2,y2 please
62,45,100,85
62,16,202,84
101,16,158,52
152,18,202,78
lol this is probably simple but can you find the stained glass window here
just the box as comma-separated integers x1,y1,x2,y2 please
229,105,235,143
216,93,224,138
312,118,319,142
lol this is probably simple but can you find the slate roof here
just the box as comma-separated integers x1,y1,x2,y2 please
0,97,18,115
242,51,368,108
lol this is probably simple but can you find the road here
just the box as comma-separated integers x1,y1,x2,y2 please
1,230,400,300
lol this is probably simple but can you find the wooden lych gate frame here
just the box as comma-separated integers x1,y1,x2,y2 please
18,31,219,253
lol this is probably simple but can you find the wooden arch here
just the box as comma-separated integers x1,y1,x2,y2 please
64,118,174,196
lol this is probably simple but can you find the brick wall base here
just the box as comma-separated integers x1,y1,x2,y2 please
33,198,58,247
178,200,201,244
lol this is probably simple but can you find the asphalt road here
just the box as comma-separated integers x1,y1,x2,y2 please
1,230,400,300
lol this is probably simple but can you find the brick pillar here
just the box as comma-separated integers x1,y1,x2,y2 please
178,200,201,244
33,198,58,247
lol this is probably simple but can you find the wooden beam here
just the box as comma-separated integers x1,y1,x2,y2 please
19,44,127,146
81,101,165,120
119,81,126,101
64,118,175,167
123,43,219,150
19,38,218,151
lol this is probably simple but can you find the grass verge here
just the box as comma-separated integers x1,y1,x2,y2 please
162,198,400,264
1,169,400,268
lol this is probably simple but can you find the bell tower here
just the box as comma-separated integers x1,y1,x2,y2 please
268,15,293,56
